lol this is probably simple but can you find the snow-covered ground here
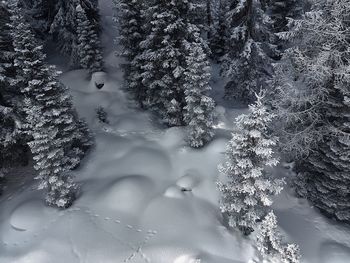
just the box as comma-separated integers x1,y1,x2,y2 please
1,0,350,262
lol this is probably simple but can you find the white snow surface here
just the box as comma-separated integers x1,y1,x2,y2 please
1,0,350,262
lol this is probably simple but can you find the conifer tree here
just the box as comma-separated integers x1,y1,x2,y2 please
208,0,229,59
0,2,28,172
139,0,207,126
113,0,146,105
18,0,57,33
138,0,186,126
183,30,216,148
273,0,350,223
269,0,305,33
76,4,103,74
257,211,301,263
217,93,284,235
221,0,277,102
9,2,91,207
49,0,80,66
49,0,100,67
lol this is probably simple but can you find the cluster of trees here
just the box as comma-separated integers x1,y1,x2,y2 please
1,0,350,260
212,0,304,102
116,0,350,239
215,0,350,260
115,0,216,147
0,0,93,207
273,0,350,223
19,0,103,70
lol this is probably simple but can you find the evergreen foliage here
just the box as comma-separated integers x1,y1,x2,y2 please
221,0,278,102
269,0,305,33
138,0,187,126
183,29,216,148
138,0,210,126
257,211,301,263
9,2,91,207
208,0,229,59
49,0,100,67
113,0,145,105
76,4,103,74
96,106,109,124
273,0,350,222
0,2,28,172
217,93,284,235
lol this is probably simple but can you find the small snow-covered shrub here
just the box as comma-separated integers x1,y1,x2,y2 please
96,106,109,124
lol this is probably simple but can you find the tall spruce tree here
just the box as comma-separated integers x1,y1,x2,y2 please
138,0,186,126
139,0,208,126
76,4,103,74
113,0,146,105
273,0,350,223
9,2,91,207
0,2,28,174
221,0,278,102
49,0,100,67
183,29,216,148
217,93,284,235
209,0,229,59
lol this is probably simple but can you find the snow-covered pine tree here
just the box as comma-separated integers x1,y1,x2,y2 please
208,0,229,59
139,0,208,126
221,0,278,102
113,0,146,105
9,2,91,207
49,0,80,66
18,0,57,34
217,92,284,235
0,2,18,112
49,0,100,67
273,0,350,223
0,2,28,172
257,211,301,263
0,2,15,89
24,97,78,208
271,48,327,158
183,28,216,148
0,107,24,175
138,0,186,126
76,4,103,74
269,0,305,33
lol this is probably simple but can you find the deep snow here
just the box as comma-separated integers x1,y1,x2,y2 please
1,0,350,262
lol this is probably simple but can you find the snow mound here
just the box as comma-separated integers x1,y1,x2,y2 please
117,146,172,179
164,186,190,199
158,127,186,148
112,112,154,133
95,175,155,214
10,200,49,231
176,169,202,190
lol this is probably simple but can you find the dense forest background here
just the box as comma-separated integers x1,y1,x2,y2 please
1,0,350,262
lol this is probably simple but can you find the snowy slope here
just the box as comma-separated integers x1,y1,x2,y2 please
0,68,252,263
1,0,350,262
